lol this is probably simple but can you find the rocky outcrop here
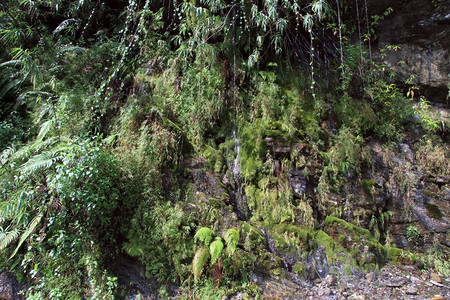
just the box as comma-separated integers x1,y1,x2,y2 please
0,272,25,300
367,0,449,104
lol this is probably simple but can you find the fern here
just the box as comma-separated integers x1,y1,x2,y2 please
36,119,54,142
10,212,43,258
19,152,55,173
209,237,223,266
192,247,209,282
18,144,68,174
194,227,212,246
223,228,239,257
0,229,19,252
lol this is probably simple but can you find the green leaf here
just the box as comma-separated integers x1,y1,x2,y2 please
209,237,223,266
10,213,43,258
37,119,54,142
194,227,213,246
0,229,19,252
223,228,239,257
192,247,209,282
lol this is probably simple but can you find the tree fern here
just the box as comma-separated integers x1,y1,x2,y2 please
209,237,223,266
10,212,43,258
223,228,239,257
192,247,209,282
194,227,213,246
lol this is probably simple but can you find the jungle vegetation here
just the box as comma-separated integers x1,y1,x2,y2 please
0,0,446,298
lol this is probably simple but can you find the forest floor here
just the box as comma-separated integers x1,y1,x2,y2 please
245,263,450,300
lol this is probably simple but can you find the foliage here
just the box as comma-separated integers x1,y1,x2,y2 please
0,0,448,296
193,247,210,282
191,226,240,286
0,136,121,298
209,237,224,266
223,228,240,257
195,227,213,247
406,225,421,247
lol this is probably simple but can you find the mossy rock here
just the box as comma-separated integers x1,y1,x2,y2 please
292,262,307,277
425,203,442,219
341,264,354,276
324,216,374,242
241,222,266,251
271,233,290,253
257,250,282,273
209,198,226,209
274,224,315,251
422,190,437,199
361,179,378,196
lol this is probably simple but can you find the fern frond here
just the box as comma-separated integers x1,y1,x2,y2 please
0,78,23,99
0,146,15,167
0,229,19,252
36,119,54,142
10,213,43,258
223,228,239,257
209,237,223,266
194,227,212,246
15,91,53,109
19,152,54,174
192,247,209,282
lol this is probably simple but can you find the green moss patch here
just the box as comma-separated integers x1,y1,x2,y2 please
425,203,442,219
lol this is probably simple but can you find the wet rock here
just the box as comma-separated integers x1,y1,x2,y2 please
0,273,13,300
399,143,415,161
289,170,307,198
272,146,291,157
405,286,419,295
430,273,442,283
348,294,365,300
366,272,377,283
0,272,23,300
385,279,406,287
325,274,337,286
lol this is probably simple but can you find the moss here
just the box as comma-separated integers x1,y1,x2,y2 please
292,262,307,277
203,145,224,174
386,247,403,259
422,189,437,199
241,222,266,251
271,233,290,253
361,179,378,196
208,198,226,209
314,230,347,263
276,224,315,251
271,267,283,276
341,264,353,276
324,215,374,242
425,203,442,219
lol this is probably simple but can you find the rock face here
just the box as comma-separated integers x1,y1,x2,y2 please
368,0,449,103
0,272,24,300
